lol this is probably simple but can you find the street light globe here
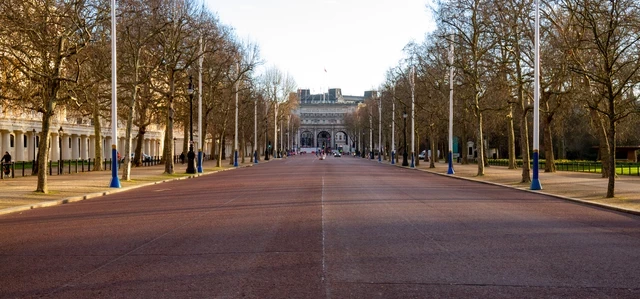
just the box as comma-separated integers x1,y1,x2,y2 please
187,76,194,95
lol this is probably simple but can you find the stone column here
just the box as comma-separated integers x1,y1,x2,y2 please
71,134,79,160
27,131,35,161
14,130,25,161
61,133,69,160
1,130,11,155
88,135,95,159
105,136,112,158
51,132,60,162
144,139,150,155
80,135,88,160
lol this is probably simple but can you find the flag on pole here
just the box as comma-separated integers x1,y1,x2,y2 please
324,67,327,73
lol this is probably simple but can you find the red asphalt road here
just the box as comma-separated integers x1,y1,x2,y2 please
1,155,639,298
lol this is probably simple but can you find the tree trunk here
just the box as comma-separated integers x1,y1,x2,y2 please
474,95,485,176
92,107,103,171
519,108,531,183
163,70,175,174
414,128,420,167
606,110,617,198
591,109,610,178
543,113,556,173
122,86,137,181
429,129,436,168
134,125,147,167
35,110,53,193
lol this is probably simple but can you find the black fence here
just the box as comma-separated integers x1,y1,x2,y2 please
1,156,163,179
485,159,640,176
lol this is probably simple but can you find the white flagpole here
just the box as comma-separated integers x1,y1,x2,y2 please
531,0,542,190
447,34,455,175
109,0,120,188
410,66,415,168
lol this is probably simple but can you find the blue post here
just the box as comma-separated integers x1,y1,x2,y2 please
531,150,542,190
447,151,455,175
233,150,238,167
391,151,395,165
109,146,121,188
378,151,381,162
410,153,415,168
254,151,258,163
197,150,203,173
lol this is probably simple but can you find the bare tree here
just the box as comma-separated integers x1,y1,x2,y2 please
0,0,98,193
563,0,640,197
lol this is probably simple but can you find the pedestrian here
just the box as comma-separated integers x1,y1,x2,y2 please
1,151,11,175
180,152,185,164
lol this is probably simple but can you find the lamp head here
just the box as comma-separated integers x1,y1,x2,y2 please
58,126,63,133
187,76,194,95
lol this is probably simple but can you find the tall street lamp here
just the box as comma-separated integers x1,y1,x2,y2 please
58,127,63,174
186,76,196,174
173,137,177,164
32,128,37,175
402,109,408,167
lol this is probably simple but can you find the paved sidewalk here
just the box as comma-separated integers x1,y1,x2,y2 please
410,160,640,214
0,159,256,216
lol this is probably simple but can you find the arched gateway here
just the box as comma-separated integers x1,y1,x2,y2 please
294,88,368,154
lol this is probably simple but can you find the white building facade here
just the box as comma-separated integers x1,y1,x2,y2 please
294,88,365,153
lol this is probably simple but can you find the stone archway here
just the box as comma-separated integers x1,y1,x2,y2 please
317,131,331,150
300,131,313,147
334,130,349,151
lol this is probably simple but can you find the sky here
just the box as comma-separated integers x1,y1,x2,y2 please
204,0,436,97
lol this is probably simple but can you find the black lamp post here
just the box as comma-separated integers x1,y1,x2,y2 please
173,137,177,163
32,129,37,175
58,126,64,174
402,109,408,166
186,76,196,174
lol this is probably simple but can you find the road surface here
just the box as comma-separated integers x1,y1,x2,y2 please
1,155,639,298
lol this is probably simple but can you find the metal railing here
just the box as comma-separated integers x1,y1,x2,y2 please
485,159,640,176
0,156,164,179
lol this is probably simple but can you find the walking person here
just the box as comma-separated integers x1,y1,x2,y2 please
1,151,12,175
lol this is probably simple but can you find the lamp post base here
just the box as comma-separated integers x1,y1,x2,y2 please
110,148,121,188
186,146,196,174
447,151,455,175
197,151,203,173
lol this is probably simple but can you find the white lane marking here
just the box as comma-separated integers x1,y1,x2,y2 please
321,176,330,298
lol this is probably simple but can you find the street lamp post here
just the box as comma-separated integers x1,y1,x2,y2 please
402,109,408,167
447,34,456,175
186,76,196,174
58,127,63,174
32,128,37,175
173,137,177,164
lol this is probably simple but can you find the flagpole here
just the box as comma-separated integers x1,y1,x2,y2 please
447,34,455,175
410,66,415,168
531,0,542,190
109,0,120,188
197,35,203,173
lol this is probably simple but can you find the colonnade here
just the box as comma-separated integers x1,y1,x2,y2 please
0,129,163,162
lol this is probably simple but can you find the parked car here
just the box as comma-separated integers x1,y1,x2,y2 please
418,150,426,159
142,153,152,162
